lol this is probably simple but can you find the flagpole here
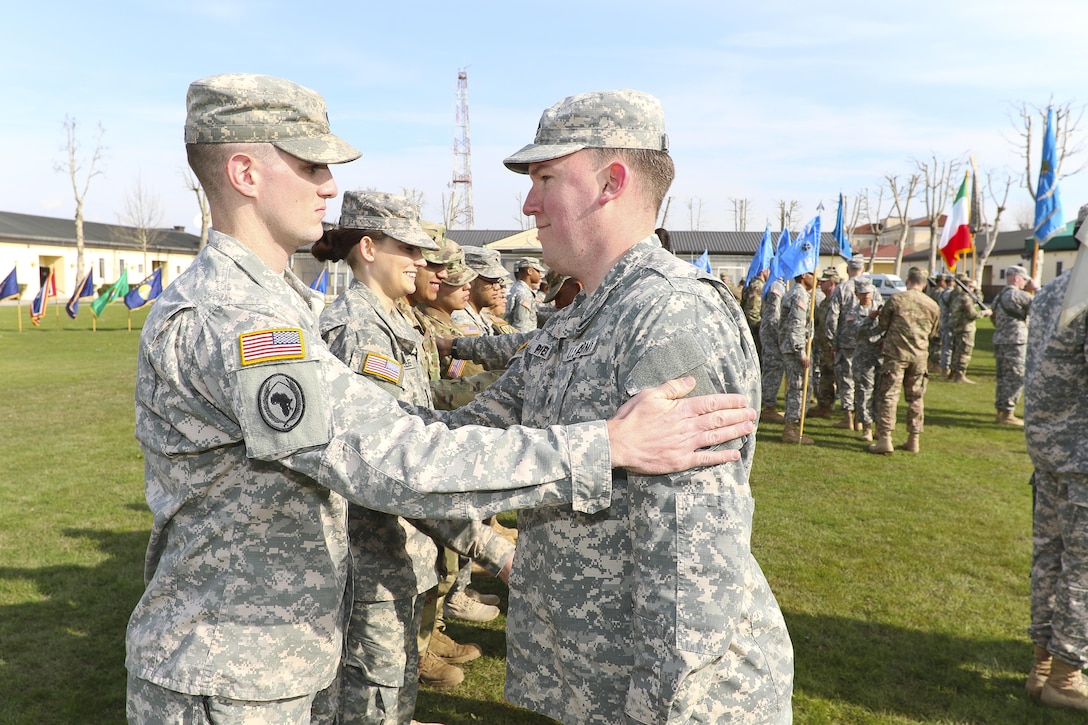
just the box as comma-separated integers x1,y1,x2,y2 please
798,275,818,441
17,299,23,332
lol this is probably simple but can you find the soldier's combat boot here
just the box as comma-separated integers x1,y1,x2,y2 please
1041,658,1088,710
901,432,920,453
760,406,786,423
859,422,874,443
1027,645,1053,700
867,433,894,455
950,372,976,384
429,629,482,664
419,650,464,690
831,411,855,430
809,403,834,418
996,410,1025,426
781,421,814,445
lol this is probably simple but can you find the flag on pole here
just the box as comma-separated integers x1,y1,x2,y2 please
124,269,163,310
65,270,96,318
746,225,774,284
310,268,328,294
765,228,792,296
1034,107,1064,245
938,173,973,271
90,269,130,318
0,267,17,301
30,271,55,326
832,193,852,260
778,215,821,280
692,249,712,275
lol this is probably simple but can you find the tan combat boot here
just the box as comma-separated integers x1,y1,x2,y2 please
760,406,786,423
809,403,834,418
858,422,874,443
995,410,1025,426
781,421,814,445
901,432,920,453
950,372,976,384
867,433,894,455
1027,645,1053,699
419,650,464,690
429,629,482,664
831,411,855,429
1040,658,1088,710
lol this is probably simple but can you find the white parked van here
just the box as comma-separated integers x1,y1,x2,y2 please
869,273,907,296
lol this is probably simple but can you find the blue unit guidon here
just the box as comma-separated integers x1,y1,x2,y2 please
239,328,306,366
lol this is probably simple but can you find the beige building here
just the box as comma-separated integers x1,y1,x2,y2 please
0,211,200,300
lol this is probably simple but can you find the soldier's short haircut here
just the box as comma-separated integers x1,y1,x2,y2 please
588,147,675,212
906,267,928,286
186,141,276,203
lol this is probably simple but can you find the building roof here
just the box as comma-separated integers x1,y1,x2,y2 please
851,215,947,234
0,210,201,253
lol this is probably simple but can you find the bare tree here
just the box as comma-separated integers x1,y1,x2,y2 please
776,200,800,232
729,197,750,232
916,154,963,273
658,196,673,229
512,192,533,230
402,187,426,214
973,166,1015,274
182,169,210,250
687,197,703,231
55,117,106,280
885,173,920,276
858,185,886,271
115,175,166,275
1013,101,1085,203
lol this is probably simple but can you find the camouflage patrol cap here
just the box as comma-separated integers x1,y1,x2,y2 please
544,275,572,303
847,254,866,271
820,267,841,282
185,73,360,164
504,89,669,174
514,257,547,273
338,191,438,249
440,241,478,287
461,246,510,279
1005,265,1029,280
855,275,874,295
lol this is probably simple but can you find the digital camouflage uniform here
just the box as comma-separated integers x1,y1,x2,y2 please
127,230,614,709
741,275,765,359
505,278,538,332
938,285,954,371
778,282,813,423
991,284,1033,413
814,287,836,412
847,302,883,426
948,285,986,377
824,277,883,413
316,278,514,724
445,236,793,724
873,288,939,436
1025,270,1088,669
759,278,787,411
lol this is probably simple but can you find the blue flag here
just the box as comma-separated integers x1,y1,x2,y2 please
746,225,774,284
124,269,163,310
833,193,852,260
764,228,792,297
66,269,96,318
310,268,328,294
693,250,712,275
0,267,17,301
778,215,820,281
1034,107,1064,244
30,272,54,326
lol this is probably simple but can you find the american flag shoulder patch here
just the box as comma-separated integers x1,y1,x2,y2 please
362,352,403,385
447,358,466,378
239,328,306,366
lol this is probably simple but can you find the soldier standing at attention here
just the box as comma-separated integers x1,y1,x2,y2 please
947,276,992,384
1024,204,1088,710
125,73,757,723
845,276,882,442
504,257,546,332
779,270,816,445
448,89,793,724
312,191,515,722
811,267,840,419
868,267,939,455
760,275,788,423
825,254,879,431
741,267,768,360
991,264,1036,425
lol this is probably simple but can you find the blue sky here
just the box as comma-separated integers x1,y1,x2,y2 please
4,0,1087,236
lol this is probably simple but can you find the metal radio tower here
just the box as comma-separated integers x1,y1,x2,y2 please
449,69,475,229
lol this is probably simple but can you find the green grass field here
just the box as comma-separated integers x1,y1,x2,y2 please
0,303,1073,724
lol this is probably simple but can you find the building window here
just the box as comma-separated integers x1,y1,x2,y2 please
1056,261,1064,276
98,258,105,278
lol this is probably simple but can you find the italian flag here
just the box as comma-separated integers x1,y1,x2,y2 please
939,173,972,271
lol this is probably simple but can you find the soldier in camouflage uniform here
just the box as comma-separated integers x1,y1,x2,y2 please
937,274,955,375
779,272,816,445
454,246,513,336
868,267,939,454
759,276,787,422
443,89,793,724
824,254,882,430
127,73,756,723
991,264,1036,425
947,276,992,383
504,257,546,332
845,276,883,442
1024,204,1088,709
311,191,515,723
741,267,768,360
811,267,840,418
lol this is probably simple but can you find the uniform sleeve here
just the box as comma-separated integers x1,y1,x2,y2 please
615,284,761,723
824,288,841,343
452,331,535,370
410,517,515,576
203,304,613,519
